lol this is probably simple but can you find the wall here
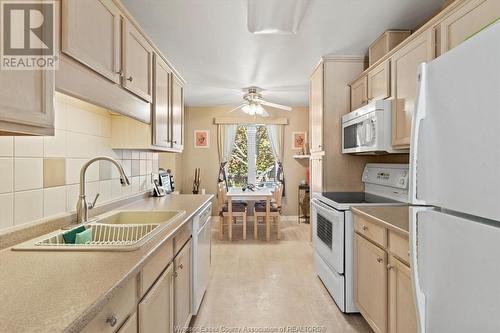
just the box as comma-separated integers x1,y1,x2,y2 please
0,93,157,231
181,106,309,216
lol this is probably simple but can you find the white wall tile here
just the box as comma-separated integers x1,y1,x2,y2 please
98,180,113,203
44,129,67,157
0,137,13,156
0,158,13,194
15,190,43,225
15,158,43,191
121,159,132,177
100,115,112,138
140,152,148,160
54,99,67,130
66,184,78,212
14,137,43,157
139,175,147,191
132,151,140,160
66,159,99,184
122,150,132,159
0,193,14,229
43,186,66,217
111,180,124,199
146,160,153,174
139,160,146,175
131,176,140,193
65,103,99,136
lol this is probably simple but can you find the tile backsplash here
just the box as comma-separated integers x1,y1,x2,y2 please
0,93,158,231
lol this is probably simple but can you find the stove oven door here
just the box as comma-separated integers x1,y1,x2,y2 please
311,198,345,274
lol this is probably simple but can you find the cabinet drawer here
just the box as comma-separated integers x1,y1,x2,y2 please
354,214,387,247
174,221,192,254
141,239,173,296
82,275,138,333
388,231,410,265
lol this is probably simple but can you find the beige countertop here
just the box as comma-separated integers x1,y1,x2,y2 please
351,205,410,235
0,194,213,333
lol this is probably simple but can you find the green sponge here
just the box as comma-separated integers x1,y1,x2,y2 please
62,226,86,244
75,228,92,244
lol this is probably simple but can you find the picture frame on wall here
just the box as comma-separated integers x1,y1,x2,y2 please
194,129,210,148
292,131,306,150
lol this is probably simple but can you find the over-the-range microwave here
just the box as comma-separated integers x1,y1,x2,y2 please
341,100,408,154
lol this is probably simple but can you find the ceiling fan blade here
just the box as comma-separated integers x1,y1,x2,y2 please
227,103,247,113
260,100,292,111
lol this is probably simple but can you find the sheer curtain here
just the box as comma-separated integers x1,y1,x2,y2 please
217,124,238,188
266,124,285,195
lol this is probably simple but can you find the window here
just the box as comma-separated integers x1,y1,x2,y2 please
227,125,277,187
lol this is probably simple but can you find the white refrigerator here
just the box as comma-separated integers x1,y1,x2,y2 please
409,22,500,333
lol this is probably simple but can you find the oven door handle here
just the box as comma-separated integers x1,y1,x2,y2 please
311,198,337,213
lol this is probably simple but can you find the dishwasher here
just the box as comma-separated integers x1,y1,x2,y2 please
192,202,212,315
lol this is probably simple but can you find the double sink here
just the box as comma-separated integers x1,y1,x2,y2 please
13,210,186,252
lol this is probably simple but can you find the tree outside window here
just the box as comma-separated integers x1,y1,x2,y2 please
227,125,277,188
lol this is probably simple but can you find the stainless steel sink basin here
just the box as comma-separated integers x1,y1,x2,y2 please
95,210,184,225
13,210,186,252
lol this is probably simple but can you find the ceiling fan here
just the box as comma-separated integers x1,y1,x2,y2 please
229,86,292,117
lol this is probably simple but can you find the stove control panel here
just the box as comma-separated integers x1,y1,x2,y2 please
362,164,409,189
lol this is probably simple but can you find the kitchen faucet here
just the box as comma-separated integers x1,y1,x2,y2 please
76,156,130,224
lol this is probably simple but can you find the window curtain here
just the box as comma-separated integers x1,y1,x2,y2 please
266,124,286,196
217,124,238,188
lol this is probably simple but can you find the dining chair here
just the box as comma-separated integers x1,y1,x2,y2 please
253,182,283,240
217,182,248,240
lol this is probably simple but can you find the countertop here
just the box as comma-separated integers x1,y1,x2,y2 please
351,205,410,235
0,194,213,333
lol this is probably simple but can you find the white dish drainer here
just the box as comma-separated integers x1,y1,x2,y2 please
35,223,160,247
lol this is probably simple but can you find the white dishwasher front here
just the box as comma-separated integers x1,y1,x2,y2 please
192,203,212,314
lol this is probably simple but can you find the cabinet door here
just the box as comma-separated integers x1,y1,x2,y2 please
350,75,368,111
391,30,433,148
309,64,323,152
388,257,417,333
118,313,137,333
123,19,154,102
171,76,184,151
153,54,172,148
138,264,174,333
174,240,191,332
0,70,54,135
354,234,388,333
368,60,391,102
61,0,121,84
440,0,500,54
309,154,323,193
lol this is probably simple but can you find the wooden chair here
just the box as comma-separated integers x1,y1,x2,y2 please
217,182,248,240
253,183,283,240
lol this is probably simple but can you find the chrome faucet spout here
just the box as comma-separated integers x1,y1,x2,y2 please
76,156,130,224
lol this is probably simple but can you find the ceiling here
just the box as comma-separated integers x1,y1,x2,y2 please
122,0,443,107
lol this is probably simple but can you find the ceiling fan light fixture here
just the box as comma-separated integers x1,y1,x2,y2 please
247,0,310,35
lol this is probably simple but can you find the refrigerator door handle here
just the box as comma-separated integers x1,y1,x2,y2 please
409,64,428,205
409,206,432,333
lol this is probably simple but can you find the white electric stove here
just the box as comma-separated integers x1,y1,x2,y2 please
311,163,409,313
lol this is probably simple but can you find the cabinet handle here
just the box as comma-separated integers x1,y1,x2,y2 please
116,70,124,77
361,225,368,231
178,263,183,269
126,76,133,82
174,271,178,278
387,264,394,270
376,257,383,263
173,140,178,144
106,314,118,327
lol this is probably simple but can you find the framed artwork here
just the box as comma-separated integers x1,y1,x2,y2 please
194,130,210,148
292,131,306,150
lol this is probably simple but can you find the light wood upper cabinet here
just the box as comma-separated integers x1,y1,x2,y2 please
439,0,500,54
61,0,121,84
391,30,433,148
153,54,172,148
368,60,391,102
174,240,191,332
388,256,417,333
350,75,368,111
309,64,323,152
123,19,154,103
138,264,174,333
355,234,388,333
171,76,185,151
0,70,54,136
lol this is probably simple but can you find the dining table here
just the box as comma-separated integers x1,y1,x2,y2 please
226,187,274,241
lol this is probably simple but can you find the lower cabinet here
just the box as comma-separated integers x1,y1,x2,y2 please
353,213,417,333
174,239,192,332
138,264,175,333
354,234,388,333
388,257,417,333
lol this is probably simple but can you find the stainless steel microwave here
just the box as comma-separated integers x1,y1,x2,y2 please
342,100,407,154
